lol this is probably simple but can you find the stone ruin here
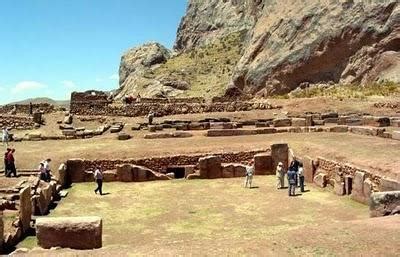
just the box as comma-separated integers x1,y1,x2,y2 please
69,90,278,117
0,143,399,253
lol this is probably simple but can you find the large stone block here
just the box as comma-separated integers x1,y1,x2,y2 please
370,191,400,217
303,156,315,183
334,181,345,196
57,163,67,187
66,159,85,184
392,131,400,141
103,170,118,182
254,153,273,175
132,165,155,182
329,126,348,133
379,178,400,192
351,171,366,203
273,118,291,127
344,176,353,195
19,186,32,233
291,118,306,127
305,115,313,126
116,164,133,182
271,143,289,171
221,164,234,178
233,164,247,177
36,216,102,249
314,173,327,188
350,126,385,137
199,156,222,179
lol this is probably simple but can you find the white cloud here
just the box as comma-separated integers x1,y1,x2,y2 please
11,81,47,94
61,80,77,89
109,74,119,80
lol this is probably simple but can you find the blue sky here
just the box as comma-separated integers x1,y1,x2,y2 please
0,0,187,104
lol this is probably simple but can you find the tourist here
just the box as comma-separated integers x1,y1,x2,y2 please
29,102,33,115
4,148,10,176
287,165,296,196
136,93,141,103
2,127,9,148
290,157,300,186
6,148,17,177
244,160,255,188
43,158,52,181
298,163,305,192
38,162,49,182
276,162,285,189
148,111,154,125
94,167,103,195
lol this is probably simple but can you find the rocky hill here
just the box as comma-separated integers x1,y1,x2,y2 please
116,0,399,100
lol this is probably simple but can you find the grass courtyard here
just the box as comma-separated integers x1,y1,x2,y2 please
19,176,400,256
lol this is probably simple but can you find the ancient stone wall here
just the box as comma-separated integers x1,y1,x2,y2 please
71,100,275,117
66,149,270,183
69,91,111,115
0,103,54,115
0,115,35,130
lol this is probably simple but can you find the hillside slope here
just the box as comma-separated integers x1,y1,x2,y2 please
116,0,399,100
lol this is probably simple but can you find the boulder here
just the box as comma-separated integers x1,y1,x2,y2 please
63,115,73,125
56,163,67,187
379,178,400,192
303,156,315,183
36,216,102,249
198,156,222,179
334,181,345,196
117,132,131,140
363,116,390,127
351,171,367,203
253,153,273,175
370,191,400,217
314,173,327,188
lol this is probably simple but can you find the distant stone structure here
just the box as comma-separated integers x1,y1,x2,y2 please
0,103,54,115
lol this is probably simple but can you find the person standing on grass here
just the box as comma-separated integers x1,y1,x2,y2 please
6,148,17,177
276,162,285,189
147,111,154,125
287,165,296,196
244,160,255,188
94,167,103,195
298,163,305,192
4,148,10,176
2,127,9,148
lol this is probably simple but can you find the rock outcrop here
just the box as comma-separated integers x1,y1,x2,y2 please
117,0,399,99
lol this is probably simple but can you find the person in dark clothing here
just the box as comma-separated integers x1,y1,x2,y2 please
4,148,10,176
94,167,103,195
290,158,300,186
29,102,33,116
6,149,17,177
287,167,296,196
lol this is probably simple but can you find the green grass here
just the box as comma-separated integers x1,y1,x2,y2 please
286,81,400,99
18,177,369,253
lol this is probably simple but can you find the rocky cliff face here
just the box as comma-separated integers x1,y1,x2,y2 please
117,0,399,99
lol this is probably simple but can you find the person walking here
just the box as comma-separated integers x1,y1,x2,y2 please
94,167,103,195
276,162,285,189
4,148,10,176
298,163,305,192
6,149,17,177
244,160,255,188
2,127,9,148
287,166,296,196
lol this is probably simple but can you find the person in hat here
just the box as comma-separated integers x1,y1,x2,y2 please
244,159,255,188
276,162,285,189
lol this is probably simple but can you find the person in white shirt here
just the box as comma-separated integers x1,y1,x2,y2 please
276,162,285,189
298,163,305,192
94,167,104,195
244,160,255,188
2,127,9,148
42,158,52,182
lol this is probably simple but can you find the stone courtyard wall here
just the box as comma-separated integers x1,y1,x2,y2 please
0,103,54,115
0,115,35,130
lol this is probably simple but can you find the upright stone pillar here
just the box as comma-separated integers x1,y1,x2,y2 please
254,153,273,175
271,144,289,171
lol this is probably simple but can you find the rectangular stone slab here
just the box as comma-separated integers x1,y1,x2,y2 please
36,216,102,249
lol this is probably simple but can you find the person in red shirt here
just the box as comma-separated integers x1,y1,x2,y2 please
6,148,17,177
4,148,10,176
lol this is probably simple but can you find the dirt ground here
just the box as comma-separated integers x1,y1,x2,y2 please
16,177,400,256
